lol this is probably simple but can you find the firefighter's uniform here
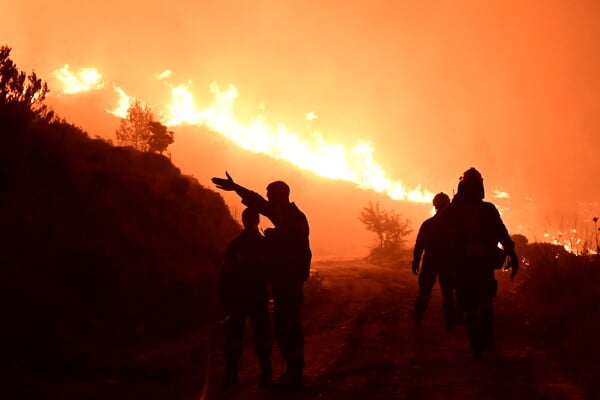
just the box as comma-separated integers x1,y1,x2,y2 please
221,228,272,386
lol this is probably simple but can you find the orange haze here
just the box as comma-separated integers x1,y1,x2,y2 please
3,0,600,256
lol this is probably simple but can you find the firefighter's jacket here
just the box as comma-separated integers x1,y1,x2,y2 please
413,211,453,271
448,199,515,265
221,229,270,311
238,189,311,283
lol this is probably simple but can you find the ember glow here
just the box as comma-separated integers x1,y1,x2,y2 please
543,228,599,256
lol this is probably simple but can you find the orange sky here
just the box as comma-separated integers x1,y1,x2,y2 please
3,0,600,252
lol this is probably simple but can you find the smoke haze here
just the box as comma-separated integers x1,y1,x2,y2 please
4,0,600,254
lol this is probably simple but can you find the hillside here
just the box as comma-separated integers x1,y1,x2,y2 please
49,91,434,259
118,124,433,259
0,100,240,393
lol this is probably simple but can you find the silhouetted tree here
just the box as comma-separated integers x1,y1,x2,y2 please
360,201,413,251
0,45,52,120
148,121,174,154
116,100,174,154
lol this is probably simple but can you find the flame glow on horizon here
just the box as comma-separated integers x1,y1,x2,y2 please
49,65,600,257
51,66,440,203
161,81,435,203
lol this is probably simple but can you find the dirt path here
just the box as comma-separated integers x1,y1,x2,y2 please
205,259,585,400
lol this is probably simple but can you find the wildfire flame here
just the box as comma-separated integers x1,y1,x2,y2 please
107,86,134,118
493,190,509,199
52,64,104,94
52,66,439,203
156,70,173,80
543,228,598,255
160,82,435,202
49,64,600,256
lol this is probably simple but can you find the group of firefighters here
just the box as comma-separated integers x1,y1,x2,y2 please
211,166,519,390
412,167,518,360
212,173,311,389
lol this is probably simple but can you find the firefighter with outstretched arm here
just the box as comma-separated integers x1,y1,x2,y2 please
212,172,311,389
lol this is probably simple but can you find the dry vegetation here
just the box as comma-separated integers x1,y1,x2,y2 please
499,237,600,397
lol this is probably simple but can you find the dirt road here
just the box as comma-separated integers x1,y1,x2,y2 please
206,259,585,400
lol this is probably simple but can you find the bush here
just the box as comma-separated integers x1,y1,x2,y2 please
506,240,600,397
366,246,412,266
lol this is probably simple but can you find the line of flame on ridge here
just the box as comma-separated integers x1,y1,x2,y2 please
52,65,436,203
58,66,600,256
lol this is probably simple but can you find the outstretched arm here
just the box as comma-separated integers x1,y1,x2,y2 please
212,171,270,217
212,171,246,194
212,171,260,204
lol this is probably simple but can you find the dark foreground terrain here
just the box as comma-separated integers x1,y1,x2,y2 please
205,259,585,400
14,258,588,399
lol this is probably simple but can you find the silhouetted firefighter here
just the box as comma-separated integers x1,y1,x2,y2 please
447,167,519,361
220,208,272,387
411,192,456,329
212,172,311,389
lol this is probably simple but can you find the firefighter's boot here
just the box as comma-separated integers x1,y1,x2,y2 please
222,359,239,387
414,295,429,324
274,362,304,390
443,300,455,330
258,357,272,388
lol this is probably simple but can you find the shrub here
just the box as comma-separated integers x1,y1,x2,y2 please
360,201,412,264
505,239,600,397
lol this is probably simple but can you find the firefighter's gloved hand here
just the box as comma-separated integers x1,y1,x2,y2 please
212,171,236,191
220,307,232,324
263,228,274,237
220,313,231,326
411,260,420,275
504,250,519,278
